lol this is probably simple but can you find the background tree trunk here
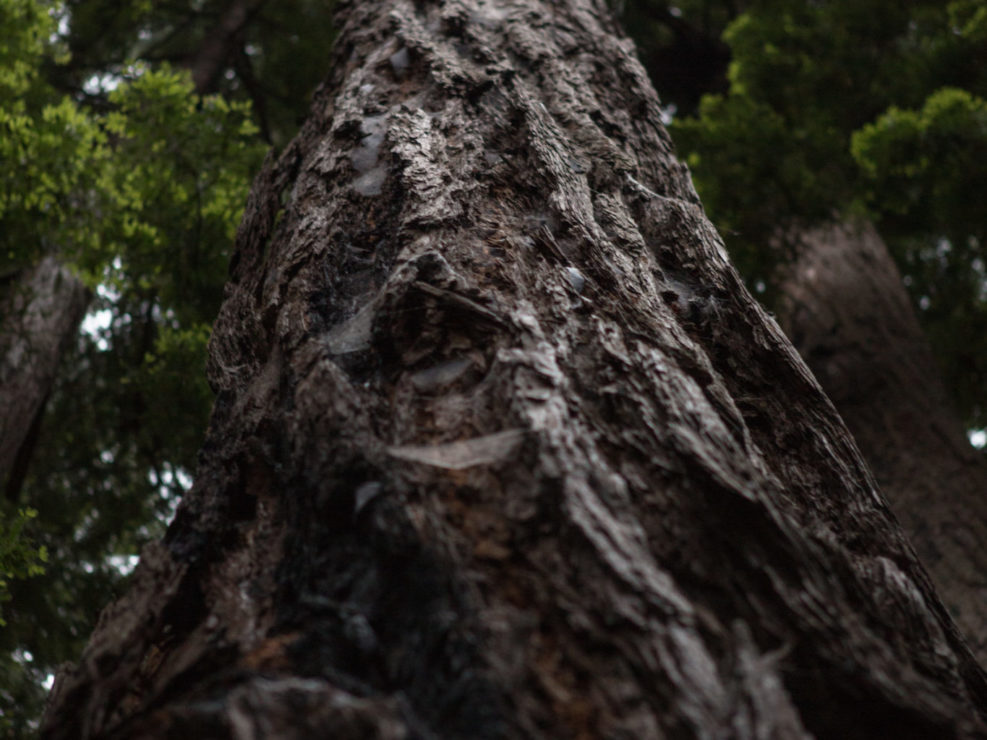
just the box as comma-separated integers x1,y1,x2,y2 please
0,257,88,499
778,221,987,665
42,1,987,737
0,5,255,504
189,0,269,95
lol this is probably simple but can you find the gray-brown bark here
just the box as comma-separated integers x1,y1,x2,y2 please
779,220,987,666
0,256,88,498
43,1,987,737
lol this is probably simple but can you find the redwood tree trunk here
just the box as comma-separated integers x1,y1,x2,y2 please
42,1,987,737
779,220,987,665
0,256,88,499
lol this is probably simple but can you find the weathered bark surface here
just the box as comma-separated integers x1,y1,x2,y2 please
0,256,88,498
43,1,987,737
779,221,987,666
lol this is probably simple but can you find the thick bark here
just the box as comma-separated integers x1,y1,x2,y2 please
779,221,987,665
0,256,88,499
43,1,987,737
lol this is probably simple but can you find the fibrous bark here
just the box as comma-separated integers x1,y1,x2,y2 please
0,256,88,499
779,220,987,666
43,1,987,737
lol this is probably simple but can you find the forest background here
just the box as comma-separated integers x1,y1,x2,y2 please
1,0,985,732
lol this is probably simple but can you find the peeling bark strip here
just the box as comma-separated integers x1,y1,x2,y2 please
0,256,88,498
44,1,987,737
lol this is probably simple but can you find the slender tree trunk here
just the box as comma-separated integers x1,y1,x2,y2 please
42,1,987,737
0,257,88,499
778,220,987,665
189,0,269,95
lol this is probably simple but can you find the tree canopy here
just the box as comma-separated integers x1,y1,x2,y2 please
671,0,987,424
1,0,269,729
1,0,984,733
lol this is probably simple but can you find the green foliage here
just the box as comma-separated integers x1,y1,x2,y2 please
673,92,838,287
668,0,987,425
55,0,336,147
0,646,50,736
0,0,107,270
0,508,46,624
0,0,61,99
852,87,987,421
0,501,48,736
2,56,262,676
949,0,987,42
671,0,938,260
85,64,263,318
852,88,987,235
0,0,268,731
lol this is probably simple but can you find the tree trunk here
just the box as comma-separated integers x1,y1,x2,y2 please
0,256,88,499
42,1,987,737
778,220,987,666
0,9,242,504
189,0,269,95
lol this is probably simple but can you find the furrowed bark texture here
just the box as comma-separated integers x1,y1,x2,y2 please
44,1,987,737
779,221,987,666
0,256,88,498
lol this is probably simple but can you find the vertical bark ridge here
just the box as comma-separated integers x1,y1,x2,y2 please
43,2,987,737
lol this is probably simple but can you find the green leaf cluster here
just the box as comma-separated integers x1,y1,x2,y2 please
0,508,46,624
0,0,268,731
1,0,106,270
56,0,335,147
0,506,47,734
852,88,987,238
668,0,987,424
